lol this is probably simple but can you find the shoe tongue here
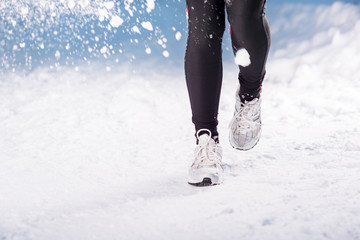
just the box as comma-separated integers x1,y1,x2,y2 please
198,134,210,144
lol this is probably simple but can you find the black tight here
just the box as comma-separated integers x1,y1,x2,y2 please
185,0,270,137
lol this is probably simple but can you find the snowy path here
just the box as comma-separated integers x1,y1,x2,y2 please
1,2,360,240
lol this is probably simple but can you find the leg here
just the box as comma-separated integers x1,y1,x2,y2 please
185,0,226,138
226,0,270,101
227,0,270,150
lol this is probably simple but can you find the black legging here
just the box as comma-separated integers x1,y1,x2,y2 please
185,0,270,137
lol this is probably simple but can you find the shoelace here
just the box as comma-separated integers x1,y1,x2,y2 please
194,129,222,167
229,99,262,131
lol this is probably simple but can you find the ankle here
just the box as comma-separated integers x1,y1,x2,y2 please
239,86,261,103
195,129,219,144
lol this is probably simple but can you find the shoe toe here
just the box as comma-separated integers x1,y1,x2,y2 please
188,167,223,185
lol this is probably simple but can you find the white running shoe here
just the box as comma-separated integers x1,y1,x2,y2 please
188,129,223,186
229,86,262,150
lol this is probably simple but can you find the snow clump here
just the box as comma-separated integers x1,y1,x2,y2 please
146,0,156,13
110,16,124,28
234,48,251,67
141,21,154,31
175,32,182,40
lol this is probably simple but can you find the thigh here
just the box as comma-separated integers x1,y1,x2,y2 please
226,0,266,20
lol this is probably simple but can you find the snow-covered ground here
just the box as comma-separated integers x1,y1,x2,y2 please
1,1,360,240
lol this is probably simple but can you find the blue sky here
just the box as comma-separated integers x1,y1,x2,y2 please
0,0,358,74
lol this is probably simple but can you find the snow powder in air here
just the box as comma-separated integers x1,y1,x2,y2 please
55,50,61,60
162,50,169,58
67,0,76,9
100,46,108,54
20,6,29,15
131,26,141,34
234,48,251,67
104,1,115,10
110,16,124,28
0,0,171,71
141,21,154,31
146,0,156,13
175,32,182,40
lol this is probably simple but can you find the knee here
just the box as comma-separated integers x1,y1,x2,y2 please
189,20,225,43
229,13,267,48
209,20,226,39
188,23,225,55
201,25,225,48
230,12,260,33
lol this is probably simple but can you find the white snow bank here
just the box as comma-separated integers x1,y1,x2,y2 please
268,2,360,86
0,64,190,214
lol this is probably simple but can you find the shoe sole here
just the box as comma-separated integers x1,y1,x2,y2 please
228,131,261,151
229,136,260,151
188,178,217,187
